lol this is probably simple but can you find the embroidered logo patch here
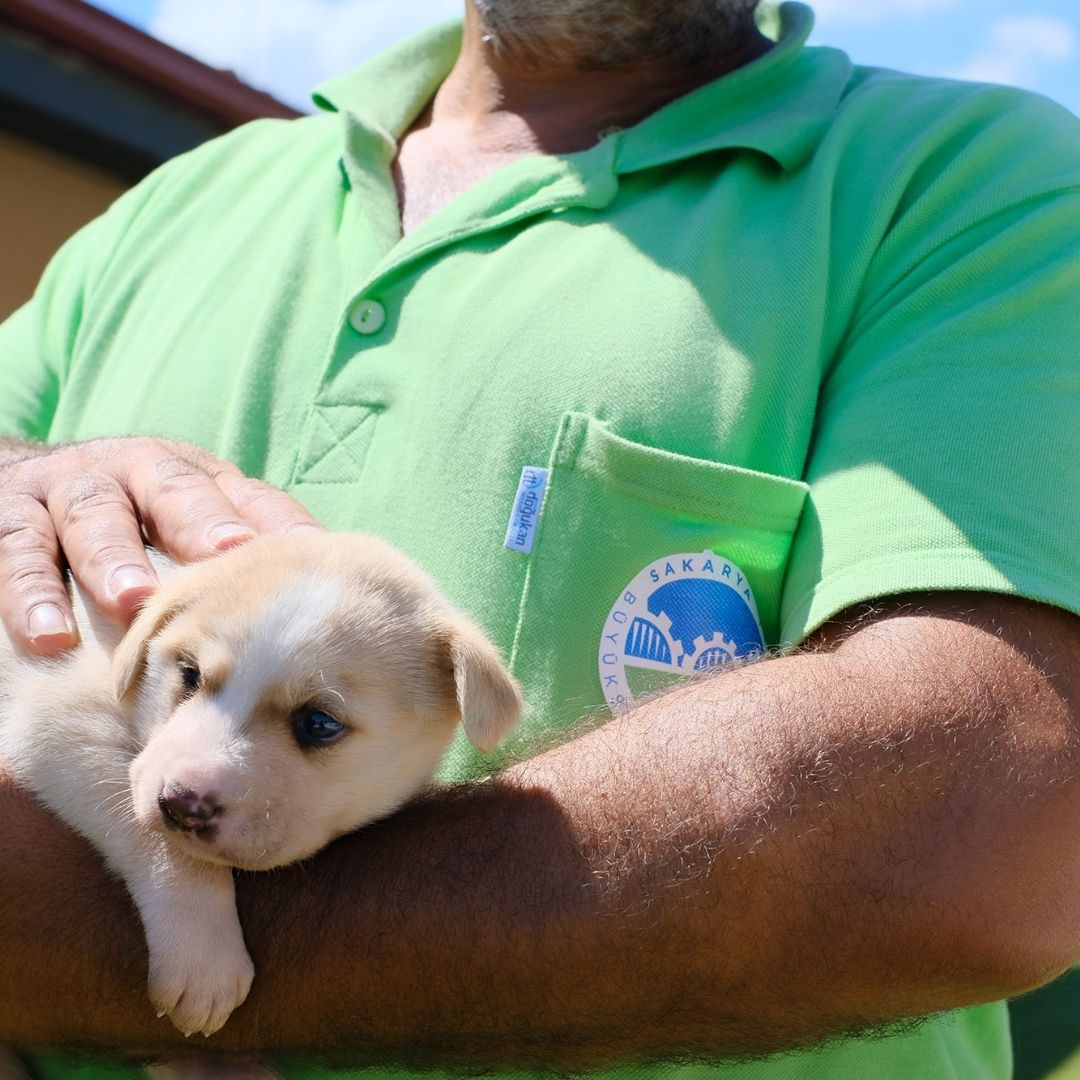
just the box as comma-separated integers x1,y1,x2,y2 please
598,551,765,714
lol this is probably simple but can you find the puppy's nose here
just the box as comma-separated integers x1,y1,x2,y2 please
158,785,222,834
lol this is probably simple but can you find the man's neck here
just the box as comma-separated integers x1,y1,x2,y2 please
427,2,772,156
392,4,771,233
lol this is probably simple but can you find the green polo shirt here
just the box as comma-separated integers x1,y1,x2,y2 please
5,3,1080,1077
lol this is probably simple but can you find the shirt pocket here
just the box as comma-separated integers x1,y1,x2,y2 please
508,412,808,731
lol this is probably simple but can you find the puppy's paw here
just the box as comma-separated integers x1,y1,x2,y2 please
148,937,255,1038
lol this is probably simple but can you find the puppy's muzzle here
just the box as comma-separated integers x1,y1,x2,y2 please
159,784,222,842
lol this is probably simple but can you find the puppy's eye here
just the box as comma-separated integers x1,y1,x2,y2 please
178,662,201,697
292,707,346,748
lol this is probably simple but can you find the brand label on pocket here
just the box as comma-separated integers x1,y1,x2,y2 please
504,467,549,554
598,551,765,713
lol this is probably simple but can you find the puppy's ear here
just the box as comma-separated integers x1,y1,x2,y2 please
443,618,523,753
112,580,198,702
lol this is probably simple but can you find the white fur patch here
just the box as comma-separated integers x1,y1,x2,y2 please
215,576,344,727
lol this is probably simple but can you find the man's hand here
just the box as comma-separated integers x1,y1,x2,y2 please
0,437,322,655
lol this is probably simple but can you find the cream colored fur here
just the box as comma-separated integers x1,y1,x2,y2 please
0,533,521,1042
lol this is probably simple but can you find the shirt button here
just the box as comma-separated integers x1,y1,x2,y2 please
349,299,387,336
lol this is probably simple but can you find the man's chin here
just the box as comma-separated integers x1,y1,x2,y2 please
474,0,761,71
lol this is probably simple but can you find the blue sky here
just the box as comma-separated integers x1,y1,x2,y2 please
89,0,1079,118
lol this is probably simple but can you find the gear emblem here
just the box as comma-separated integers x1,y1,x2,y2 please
691,632,740,671
598,550,765,714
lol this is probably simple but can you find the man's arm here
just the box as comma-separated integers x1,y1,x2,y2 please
2,591,1078,1070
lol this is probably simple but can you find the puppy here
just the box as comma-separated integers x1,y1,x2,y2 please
0,532,522,1043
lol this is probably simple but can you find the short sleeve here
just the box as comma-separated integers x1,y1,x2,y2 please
0,299,58,441
0,164,173,441
781,89,1080,641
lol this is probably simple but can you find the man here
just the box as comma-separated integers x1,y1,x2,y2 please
1,0,1079,1078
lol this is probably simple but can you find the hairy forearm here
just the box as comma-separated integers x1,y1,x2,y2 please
2,595,1078,1070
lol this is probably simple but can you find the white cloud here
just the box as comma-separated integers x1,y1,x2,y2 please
151,0,461,111
949,15,1076,88
808,0,959,25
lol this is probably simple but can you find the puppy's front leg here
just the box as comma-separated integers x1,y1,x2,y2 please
3,716,255,1038
31,751,257,1038
125,851,254,1038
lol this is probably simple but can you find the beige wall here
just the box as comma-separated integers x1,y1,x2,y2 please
0,130,127,321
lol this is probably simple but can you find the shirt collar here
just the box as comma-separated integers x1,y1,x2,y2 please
313,3,853,175
313,19,462,145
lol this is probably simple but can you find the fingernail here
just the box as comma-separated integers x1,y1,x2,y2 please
285,522,325,535
107,566,157,603
27,603,74,641
207,523,254,549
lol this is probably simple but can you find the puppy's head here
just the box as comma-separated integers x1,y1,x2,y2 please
118,533,522,870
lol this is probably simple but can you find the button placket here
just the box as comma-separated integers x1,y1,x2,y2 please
292,304,390,486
